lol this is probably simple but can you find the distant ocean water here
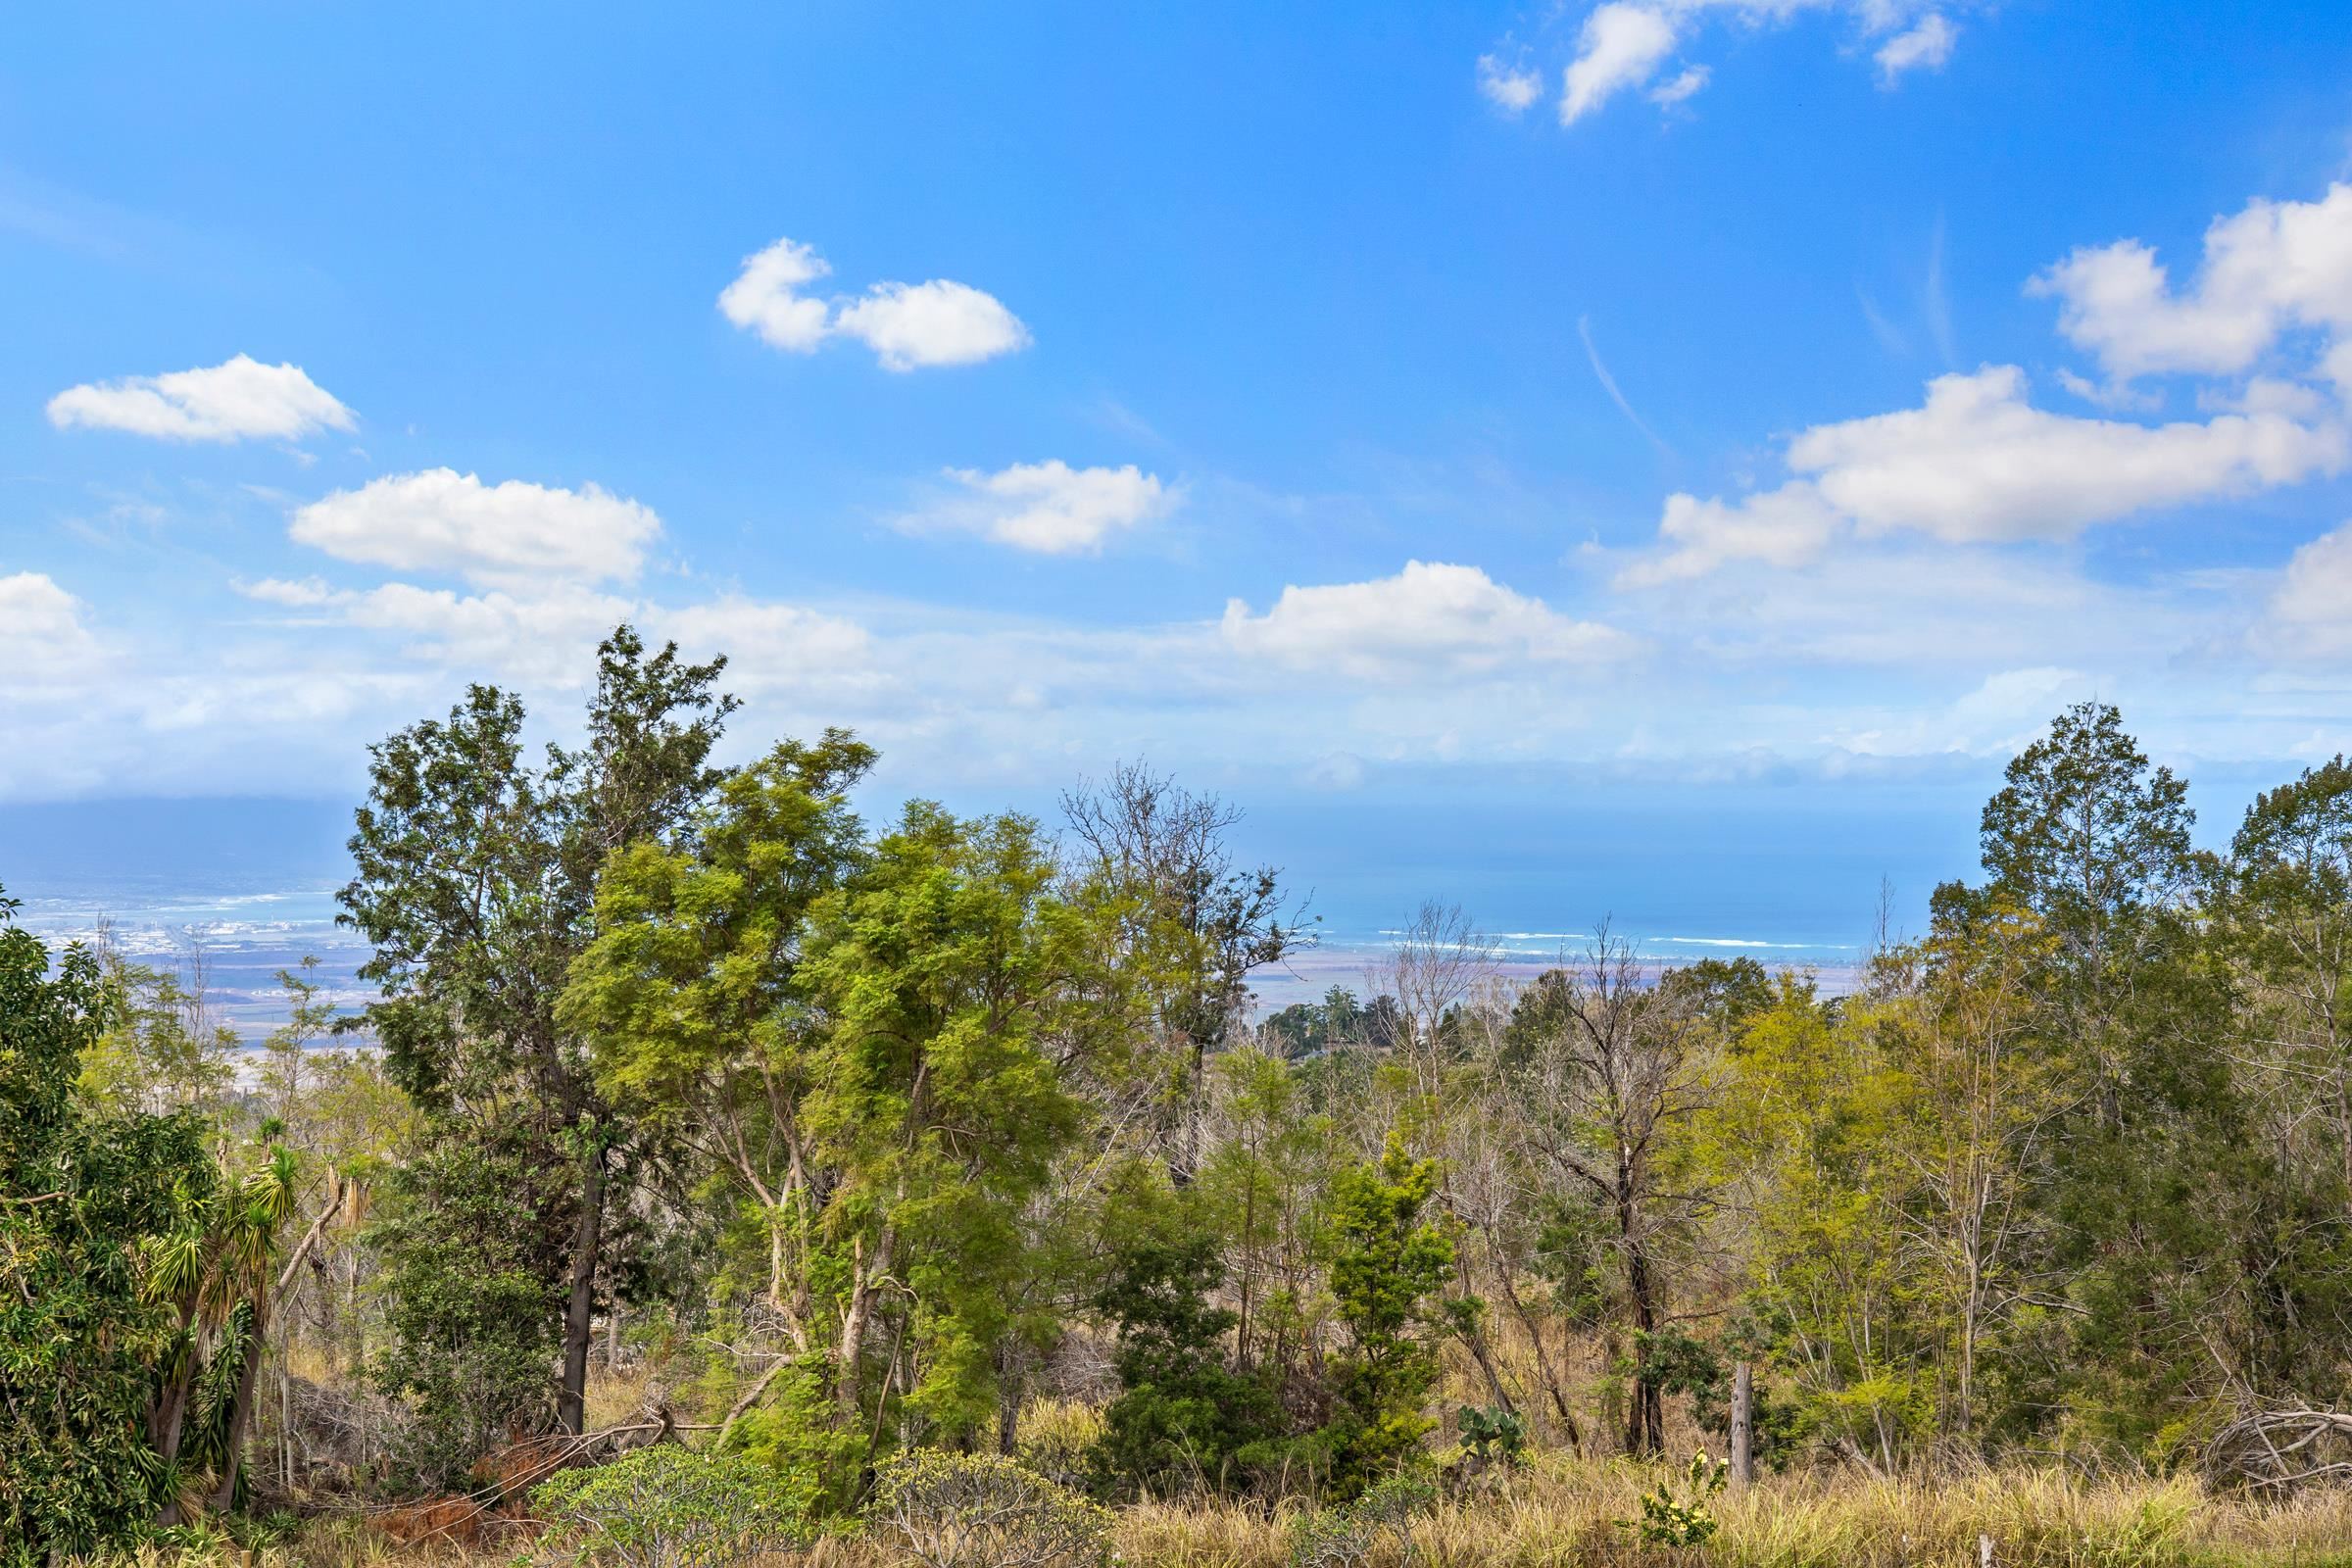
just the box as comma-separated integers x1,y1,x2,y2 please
3,877,1865,1045
8,882,373,1044
1,790,1912,1043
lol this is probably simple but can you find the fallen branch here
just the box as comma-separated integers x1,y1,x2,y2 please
2207,1408,2352,1491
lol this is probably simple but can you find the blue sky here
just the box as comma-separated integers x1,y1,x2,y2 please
8,1,2352,944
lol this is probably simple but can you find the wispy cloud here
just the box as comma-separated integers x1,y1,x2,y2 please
902,461,1177,554
1579,316,1675,459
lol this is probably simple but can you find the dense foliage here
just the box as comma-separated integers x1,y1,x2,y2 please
8,624,2352,1550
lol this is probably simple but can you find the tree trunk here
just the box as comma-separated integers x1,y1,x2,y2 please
557,1145,609,1437
1618,1149,1664,1457
836,1225,896,1417
1730,1361,1753,1487
207,1306,270,1513
1624,1235,1663,1455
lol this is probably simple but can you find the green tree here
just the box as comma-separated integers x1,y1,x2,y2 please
1943,704,2244,1449
1090,1226,1281,1497
2221,757,2352,1188
1319,1136,1453,1497
563,733,875,1360
798,804,1096,1450
367,1115,578,1488
340,625,734,1438
0,885,211,1561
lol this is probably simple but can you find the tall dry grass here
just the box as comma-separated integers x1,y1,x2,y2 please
98,1457,2352,1568
1116,1461,2352,1568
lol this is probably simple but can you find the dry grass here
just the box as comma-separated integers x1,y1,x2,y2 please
1115,1461,2352,1568
96,1458,2352,1568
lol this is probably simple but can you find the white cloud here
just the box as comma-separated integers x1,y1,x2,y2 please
1302,752,1369,791
655,598,878,695
1561,4,1680,124
716,237,833,352
1221,561,1631,680
830,280,1031,371
342,582,637,681
1620,482,1843,585
1875,14,1956,80
1790,366,2344,542
1477,54,1544,113
46,355,353,443
718,236,1029,370
1837,666,2091,758
234,575,343,608
2264,522,2352,661
2031,183,2352,383
1514,2,1976,128
1627,367,2347,580
1649,66,1711,105
289,468,662,588
0,572,103,691
910,461,1176,554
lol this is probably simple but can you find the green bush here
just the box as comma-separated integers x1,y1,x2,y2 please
532,1445,805,1568
1617,1450,1728,1548
873,1450,1112,1568
1088,1233,1283,1498
718,1355,872,1521
0,891,217,1566
1319,1140,1454,1500
1453,1405,1525,1470
1287,1473,1436,1568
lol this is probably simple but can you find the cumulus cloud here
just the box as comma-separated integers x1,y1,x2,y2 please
233,576,344,608
1793,366,2344,540
46,355,353,443
719,236,1028,371
2031,183,2352,384
831,280,1031,371
1621,482,1843,586
0,571,103,690
290,468,662,588
1221,561,1630,680
1560,4,1680,124
2263,522,2352,661
716,238,833,352
1625,367,2346,581
1477,54,1544,113
1875,14,1956,80
908,462,1176,554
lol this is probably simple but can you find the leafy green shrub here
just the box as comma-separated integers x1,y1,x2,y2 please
873,1450,1113,1568
1089,1234,1283,1498
1453,1405,1525,1470
0,890,217,1566
532,1445,805,1568
1287,1474,1437,1568
1618,1450,1728,1548
718,1355,872,1521
1319,1139,1454,1500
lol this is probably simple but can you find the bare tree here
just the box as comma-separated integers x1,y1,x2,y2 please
1061,762,1306,1180
1513,928,1718,1455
